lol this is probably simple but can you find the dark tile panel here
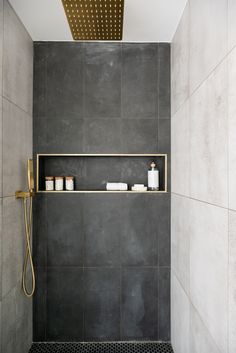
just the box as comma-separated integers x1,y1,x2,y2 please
83,195,124,266
33,43,47,118
121,119,158,153
33,267,47,341
33,194,47,267
33,116,48,155
158,119,170,154
122,44,158,119
121,195,158,266
47,267,84,341
157,44,170,119
158,268,170,341
47,194,84,267
156,194,170,267
121,267,158,340
84,43,121,118
83,119,122,153
46,43,84,118
84,268,120,341
46,118,84,154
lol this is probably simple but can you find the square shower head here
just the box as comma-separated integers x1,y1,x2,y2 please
62,0,124,41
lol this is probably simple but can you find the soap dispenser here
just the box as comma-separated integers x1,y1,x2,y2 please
148,161,159,191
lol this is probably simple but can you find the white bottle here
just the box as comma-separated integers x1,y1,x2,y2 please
148,161,159,191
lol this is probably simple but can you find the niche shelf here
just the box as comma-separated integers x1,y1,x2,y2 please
36,154,168,194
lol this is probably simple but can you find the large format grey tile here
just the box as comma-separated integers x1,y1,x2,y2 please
228,47,236,211
158,44,170,119
84,268,120,341
171,194,190,294
189,199,228,353
46,117,84,154
47,267,84,341
33,195,47,267
190,60,228,207
189,0,227,93
229,0,236,52
0,0,3,97
171,101,190,196
33,43,47,118
33,116,47,155
2,287,16,351
83,195,123,266
83,119,122,153
3,0,33,114
158,119,170,154
33,267,47,342
84,43,121,118
190,304,221,353
156,194,170,267
121,119,158,153
46,43,83,119
229,210,236,353
158,268,170,341
122,44,157,118
3,98,32,197
0,97,3,197
47,194,84,267
15,281,32,353
171,3,189,115
121,267,158,340
0,199,2,300
0,300,1,353
121,195,159,266
171,273,190,353
2,197,24,297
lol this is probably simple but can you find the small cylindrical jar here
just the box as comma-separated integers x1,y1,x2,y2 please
55,177,64,191
65,176,74,191
45,176,54,191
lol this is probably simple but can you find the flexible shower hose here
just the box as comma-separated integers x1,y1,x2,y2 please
22,196,35,298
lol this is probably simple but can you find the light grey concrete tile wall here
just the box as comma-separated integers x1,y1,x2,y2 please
171,273,190,353
189,0,227,94
171,2,189,116
0,1,33,352
229,211,236,353
189,60,228,208
228,47,236,211
171,0,236,352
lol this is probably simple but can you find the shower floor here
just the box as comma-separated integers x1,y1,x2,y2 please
29,342,173,353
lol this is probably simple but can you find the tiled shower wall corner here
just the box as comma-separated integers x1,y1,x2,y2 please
171,1,236,353
33,42,171,342
0,0,33,352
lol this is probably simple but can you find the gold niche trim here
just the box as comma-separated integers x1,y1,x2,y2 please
62,0,124,41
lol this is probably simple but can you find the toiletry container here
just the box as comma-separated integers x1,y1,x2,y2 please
65,176,74,191
55,177,64,191
45,176,54,191
148,161,159,191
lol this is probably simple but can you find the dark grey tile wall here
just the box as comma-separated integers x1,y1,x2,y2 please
33,42,170,342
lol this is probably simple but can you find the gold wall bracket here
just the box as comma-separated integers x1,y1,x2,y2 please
15,191,34,199
62,0,124,41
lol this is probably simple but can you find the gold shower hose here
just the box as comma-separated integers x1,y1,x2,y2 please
22,195,35,297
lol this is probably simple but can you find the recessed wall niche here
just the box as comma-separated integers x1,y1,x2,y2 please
37,154,167,193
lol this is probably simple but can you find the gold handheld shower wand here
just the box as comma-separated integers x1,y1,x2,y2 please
15,159,35,298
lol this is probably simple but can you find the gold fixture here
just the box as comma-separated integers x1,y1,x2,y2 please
15,159,35,298
36,154,168,193
61,0,124,41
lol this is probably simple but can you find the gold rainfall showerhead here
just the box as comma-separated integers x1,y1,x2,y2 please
62,0,124,41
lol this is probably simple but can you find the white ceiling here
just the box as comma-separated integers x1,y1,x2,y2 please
8,0,187,42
